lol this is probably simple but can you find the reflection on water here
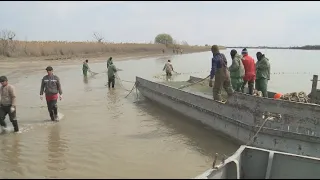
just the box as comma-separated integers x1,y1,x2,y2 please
46,124,68,175
134,100,238,158
83,76,88,84
0,135,23,177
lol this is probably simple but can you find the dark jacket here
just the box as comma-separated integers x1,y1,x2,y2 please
210,53,230,80
40,75,62,96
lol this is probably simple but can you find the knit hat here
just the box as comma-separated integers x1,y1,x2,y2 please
241,48,248,54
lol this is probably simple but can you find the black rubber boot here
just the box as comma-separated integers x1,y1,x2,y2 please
53,105,58,117
11,120,19,132
248,82,254,95
0,120,7,128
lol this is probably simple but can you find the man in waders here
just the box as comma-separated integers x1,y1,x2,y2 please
163,59,174,81
255,52,270,97
229,49,245,92
83,59,90,77
209,45,234,102
107,57,113,68
40,66,63,121
107,61,117,88
0,76,19,132
241,48,256,95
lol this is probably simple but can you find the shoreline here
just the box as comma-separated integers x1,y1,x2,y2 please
0,41,215,70
0,48,210,77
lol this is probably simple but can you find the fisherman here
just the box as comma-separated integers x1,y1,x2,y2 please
209,45,234,101
40,66,63,121
163,59,174,81
0,76,19,132
241,48,256,95
229,49,245,92
255,52,270,97
107,57,113,68
82,59,90,77
107,61,117,88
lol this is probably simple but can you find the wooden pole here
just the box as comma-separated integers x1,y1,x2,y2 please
311,75,318,103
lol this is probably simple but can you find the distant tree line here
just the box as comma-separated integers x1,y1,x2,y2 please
226,45,320,50
290,45,320,50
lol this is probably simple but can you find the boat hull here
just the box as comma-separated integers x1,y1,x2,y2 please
136,76,320,158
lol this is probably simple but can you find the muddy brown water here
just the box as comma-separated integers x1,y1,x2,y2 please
0,54,238,178
2,47,319,178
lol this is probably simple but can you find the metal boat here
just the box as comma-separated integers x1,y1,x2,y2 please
135,75,320,158
194,145,320,179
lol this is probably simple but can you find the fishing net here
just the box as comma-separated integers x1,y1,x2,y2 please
280,91,310,103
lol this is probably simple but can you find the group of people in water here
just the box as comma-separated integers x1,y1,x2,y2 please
0,57,118,133
82,57,118,88
0,65,64,133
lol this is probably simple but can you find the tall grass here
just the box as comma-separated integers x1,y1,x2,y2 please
0,40,211,58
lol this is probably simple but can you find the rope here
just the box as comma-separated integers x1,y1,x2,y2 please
210,116,270,168
245,117,271,146
178,75,210,90
208,117,271,168
114,73,133,91
125,82,137,98
119,79,135,83
153,71,320,80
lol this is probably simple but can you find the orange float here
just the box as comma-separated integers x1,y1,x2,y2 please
274,93,282,99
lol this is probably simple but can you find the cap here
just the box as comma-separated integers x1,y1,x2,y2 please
46,66,53,71
0,76,8,82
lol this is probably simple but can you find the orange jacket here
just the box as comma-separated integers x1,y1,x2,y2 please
241,54,256,81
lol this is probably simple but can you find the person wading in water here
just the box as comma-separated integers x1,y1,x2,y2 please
82,59,90,77
107,61,118,88
40,66,63,121
0,76,19,132
163,59,174,81
107,57,113,68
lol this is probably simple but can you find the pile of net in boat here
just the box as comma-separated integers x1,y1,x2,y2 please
280,91,310,103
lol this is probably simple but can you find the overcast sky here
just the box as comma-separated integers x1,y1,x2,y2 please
1,1,319,47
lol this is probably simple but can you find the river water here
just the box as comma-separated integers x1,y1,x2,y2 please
0,48,319,178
